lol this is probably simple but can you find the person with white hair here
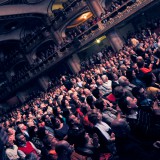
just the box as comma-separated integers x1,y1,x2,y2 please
101,75,112,95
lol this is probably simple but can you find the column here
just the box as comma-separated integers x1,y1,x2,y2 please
86,0,104,17
67,53,81,74
107,29,124,52
38,76,51,91
26,53,35,65
16,91,27,103
50,27,64,45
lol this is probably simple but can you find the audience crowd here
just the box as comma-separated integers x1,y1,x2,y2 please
0,20,160,160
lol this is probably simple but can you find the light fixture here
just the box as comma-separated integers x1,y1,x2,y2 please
83,15,87,19
96,39,101,44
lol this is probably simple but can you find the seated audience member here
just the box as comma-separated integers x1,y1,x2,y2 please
67,121,97,159
118,95,159,140
7,128,16,141
118,76,135,97
126,68,145,87
96,78,110,96
143,72,160,99
55,140,75,160
45,136,58,160
24,152,39,160
101,75,112,95
16,133,41,159
17,123,30,141
94,98,117,125
28,126,48,158
51,117,69,140
136,57,152,80
132,86,154,112
37,119,54,136
5,136,19,160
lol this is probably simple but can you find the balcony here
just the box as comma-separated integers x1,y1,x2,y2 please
21,27,52,53
51,0,87,30
73,0,156,47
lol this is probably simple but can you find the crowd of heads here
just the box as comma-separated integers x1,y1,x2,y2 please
0,17,160,160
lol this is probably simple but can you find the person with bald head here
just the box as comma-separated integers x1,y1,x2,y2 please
55,140,87,160
55,140,74,160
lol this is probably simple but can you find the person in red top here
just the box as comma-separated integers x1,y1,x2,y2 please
16,133,41,159
137,56,152,75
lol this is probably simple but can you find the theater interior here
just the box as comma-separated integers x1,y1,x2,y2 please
0,0,160,160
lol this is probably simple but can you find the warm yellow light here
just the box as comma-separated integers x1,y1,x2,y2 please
96,39,101,44
83,15,87,19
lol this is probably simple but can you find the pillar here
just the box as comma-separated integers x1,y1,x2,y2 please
26,53,35,65
86,0,104,17
38,76,51,91
16,91,27,103
50,27,64,46
67,53,81,74
107,29,124,52
116,23,135,42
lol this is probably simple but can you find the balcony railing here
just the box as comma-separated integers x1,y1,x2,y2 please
0,0,157,101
